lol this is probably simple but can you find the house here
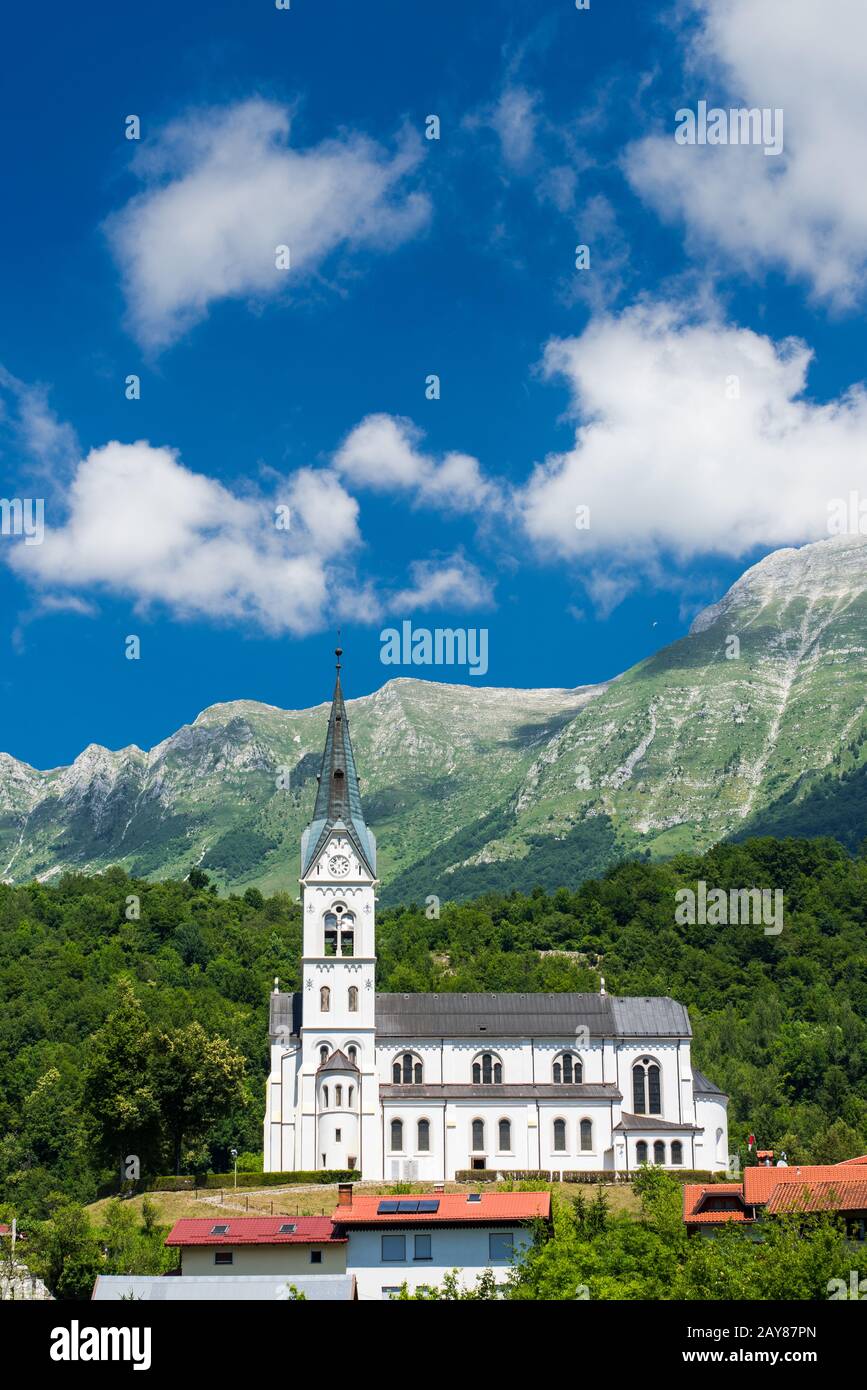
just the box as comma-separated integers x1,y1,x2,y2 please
164,1215,346,1276
92,1273,357,1301
264,650,730,1179
684,1158,867,1238
334,1185,551,1300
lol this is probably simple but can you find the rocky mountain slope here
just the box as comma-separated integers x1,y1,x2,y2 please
2,535,866,901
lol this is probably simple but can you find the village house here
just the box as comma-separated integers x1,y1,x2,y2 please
684,1155,867,1238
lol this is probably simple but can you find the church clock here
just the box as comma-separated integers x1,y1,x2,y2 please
328,853,350,877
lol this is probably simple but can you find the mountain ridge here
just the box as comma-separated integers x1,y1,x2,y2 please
2,535,866,898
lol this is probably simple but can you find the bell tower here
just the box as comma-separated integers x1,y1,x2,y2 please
297,648,378,1171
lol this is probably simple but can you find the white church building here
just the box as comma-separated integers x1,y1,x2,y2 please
264,653,729,1180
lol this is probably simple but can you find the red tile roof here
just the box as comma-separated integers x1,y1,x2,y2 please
743,1162,866,1205
836,1154,867,1165
335,1192,551,1226
165,1216,344,1247
683,1184,749,1226
765,1180,867,1214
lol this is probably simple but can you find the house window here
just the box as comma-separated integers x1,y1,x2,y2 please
417,1118,430,1152
498,1119,511,1152
320,1045,329,1065
552,1052,582,1084
335,1128,342,1143
580,1119,592,1152
414,1234,432,1261
310,1250,322,1265
348,986,358,1012
553,1118,567,1153
214,1251,233,1266
320,985,330,1013
390,1118,403,1152
671,1140,683,1165
381,1286,401,1300
472,1052,503,1084
636,1140,648,1164
381,1234,406,1262
633,1058,661,1115
472,1119,485,1152
393,1052,423,1084
489,1232,514,1261
653,1141,666,1165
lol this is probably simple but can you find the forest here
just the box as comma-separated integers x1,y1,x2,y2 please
1,834,865,1226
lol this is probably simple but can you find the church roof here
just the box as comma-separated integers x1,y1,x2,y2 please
318,1048,360,1074
381,1082,621,1101
301,649,376,878
270,990,692,1040
613,1112,701,1132
692,1067,727,1097
374,992,692,1039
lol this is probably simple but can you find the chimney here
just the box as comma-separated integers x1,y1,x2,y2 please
434,1182,445,1193
337,1183,353,1207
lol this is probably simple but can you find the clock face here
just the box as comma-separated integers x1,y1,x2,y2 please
328,854,350,877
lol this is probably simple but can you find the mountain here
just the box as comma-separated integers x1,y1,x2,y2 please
2,535,866,900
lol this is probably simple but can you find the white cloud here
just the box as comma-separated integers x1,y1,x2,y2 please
105,98,431,349
388,554,495,612
9,441,363,635
488,86,539,170
333,413,502,515
624,0,867,307
517,299,867,580
0,366,80,484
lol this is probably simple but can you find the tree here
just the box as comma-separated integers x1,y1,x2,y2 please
149,1023,246,1174
80,980,160,1177
31,1202,102,1300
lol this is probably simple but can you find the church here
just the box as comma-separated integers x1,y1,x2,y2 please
263,653,729,1180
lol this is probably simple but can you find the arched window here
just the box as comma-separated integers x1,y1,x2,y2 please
632,1058,661,1115
323,1086,329,1107
636,1140,648,1164
324,903,356,956
320,985,330,1012
348,986,358,1012
671,1140,683,1166
553,1118,567,1153
324,912,338,956
320,1044,329,1065
348,1086,354,1106
552,1052,582,1084
417,1119,430,1152
498,1119,511,1152
653,1141,666,1165
392,1052,423,1084
347,1045,357,1064
471,1119,485,1152
472,1052,503,1084
390,1119,403,1152
580,1118,592,1152
335,1084,343,1106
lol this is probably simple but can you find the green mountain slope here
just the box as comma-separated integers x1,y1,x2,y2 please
2,535,866,898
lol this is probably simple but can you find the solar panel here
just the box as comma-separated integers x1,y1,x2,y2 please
396,1200,420,1212
417,1200,440,1213
377,1200,400,1213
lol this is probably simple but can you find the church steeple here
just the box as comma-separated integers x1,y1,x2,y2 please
300,647,376,877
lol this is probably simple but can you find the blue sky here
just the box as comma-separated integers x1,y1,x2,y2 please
2,0,866,767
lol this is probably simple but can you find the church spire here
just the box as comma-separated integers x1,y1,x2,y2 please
300,647,376,876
